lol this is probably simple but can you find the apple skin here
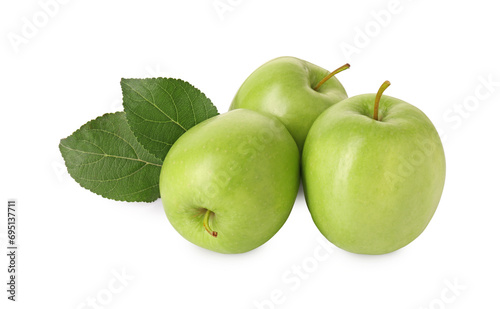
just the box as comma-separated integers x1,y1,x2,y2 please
302,94,446,255
230,56,347,151
160,109,300,254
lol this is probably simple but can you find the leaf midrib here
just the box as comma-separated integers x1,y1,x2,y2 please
60,143,162,167
122,80,188,132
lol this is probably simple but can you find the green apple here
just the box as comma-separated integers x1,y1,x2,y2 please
302,81,446,255
160,109,300,254
230,56,349,151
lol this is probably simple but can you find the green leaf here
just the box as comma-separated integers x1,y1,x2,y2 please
59,112,163,202
121,78,219,160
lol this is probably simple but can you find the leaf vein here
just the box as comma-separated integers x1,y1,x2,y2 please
124,81,187,131
74,163,150,182
60,143,162,167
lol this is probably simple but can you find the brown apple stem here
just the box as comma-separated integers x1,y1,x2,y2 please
203,209,218,238
314,63,350,91
374,80,391,121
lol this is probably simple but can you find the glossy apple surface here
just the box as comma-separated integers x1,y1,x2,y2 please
230,56,348,151
302,90,446,254
160,109,300,254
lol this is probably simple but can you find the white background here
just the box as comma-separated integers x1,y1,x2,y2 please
1,0,499,308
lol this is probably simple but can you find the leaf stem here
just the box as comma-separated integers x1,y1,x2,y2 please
314,63,350,91
203,209,218,238
374,81,391,121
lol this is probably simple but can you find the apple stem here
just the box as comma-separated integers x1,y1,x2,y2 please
373,80,391,121
314,63,350,91
203,209,218,238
